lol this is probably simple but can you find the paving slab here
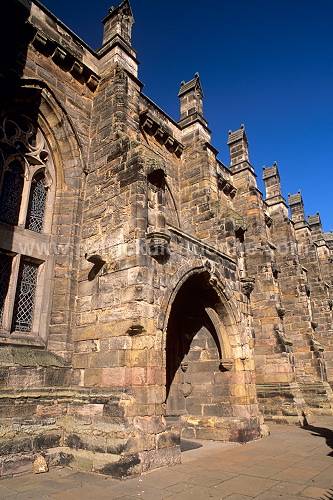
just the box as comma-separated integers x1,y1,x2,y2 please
300,485,331,498
0,486,19,498
49,484,124,500
270,481,306,495
213,475,279,497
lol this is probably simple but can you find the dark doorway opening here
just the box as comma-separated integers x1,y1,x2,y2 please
165,272,229,421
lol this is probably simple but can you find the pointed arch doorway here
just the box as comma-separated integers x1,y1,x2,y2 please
165,271,261,442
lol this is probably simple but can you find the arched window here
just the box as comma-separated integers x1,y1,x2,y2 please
0,114,54,342
25,171,47,232
0,160,24,225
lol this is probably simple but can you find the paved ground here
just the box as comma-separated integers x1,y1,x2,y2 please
1,417,333,500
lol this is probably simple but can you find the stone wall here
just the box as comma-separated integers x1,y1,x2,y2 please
0,0,332,479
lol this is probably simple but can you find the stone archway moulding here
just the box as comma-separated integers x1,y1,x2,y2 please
19,79,87,186
158,261,243,358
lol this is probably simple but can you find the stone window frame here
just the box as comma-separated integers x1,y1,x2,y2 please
0,114,56,347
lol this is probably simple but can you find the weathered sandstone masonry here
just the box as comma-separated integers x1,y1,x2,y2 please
0,0,332,478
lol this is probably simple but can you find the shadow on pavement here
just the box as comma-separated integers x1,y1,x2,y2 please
180,439,203,452
301,423,333,457
321,487,333,499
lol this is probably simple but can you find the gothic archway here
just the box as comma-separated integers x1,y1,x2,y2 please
166,271,234,422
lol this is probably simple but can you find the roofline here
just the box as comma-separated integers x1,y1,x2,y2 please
31,0,99,56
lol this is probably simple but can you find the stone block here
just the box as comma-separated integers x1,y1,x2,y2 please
0,438,32,456
44,368,71,387
33,433,61,450
125,350,148,367
90,350,125,368
2,453,34,476
109,336,132,350
101,367,126,386
156,430,180,449
72,353,90,369
195,427,230,441
124,434,156,453
7,367,45,388
95,453,141,478
68,449,94,472
129,386,164,404
126,367,146,386
146,367,164,385
133,416,166,435
139,446,180,473
84,368,103,386
68,404,104,417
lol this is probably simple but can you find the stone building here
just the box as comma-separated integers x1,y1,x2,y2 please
0,0,332,478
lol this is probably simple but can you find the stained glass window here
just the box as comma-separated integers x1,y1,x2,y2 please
0,160,24,225
0,253,12,326
12,260,39,332
25,172,47,233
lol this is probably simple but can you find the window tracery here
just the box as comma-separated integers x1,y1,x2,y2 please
0,160,24,225
25,172,47,233
0,113,54,341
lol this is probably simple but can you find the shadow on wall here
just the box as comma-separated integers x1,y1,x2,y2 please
0,0,32,85
301,424,333,457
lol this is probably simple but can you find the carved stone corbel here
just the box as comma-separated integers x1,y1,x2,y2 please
277,307,286,319
71,61,84,76
240,277,255,297
86,74,100,91
175,144,185,157
52,47,67,62
33,31,49,46
154,127,166,144
142,116,154,132
217,174,227,190
311,339,324,352
274,325,293,347
146,230,170,258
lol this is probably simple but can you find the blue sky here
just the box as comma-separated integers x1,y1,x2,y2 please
41,0,333,232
